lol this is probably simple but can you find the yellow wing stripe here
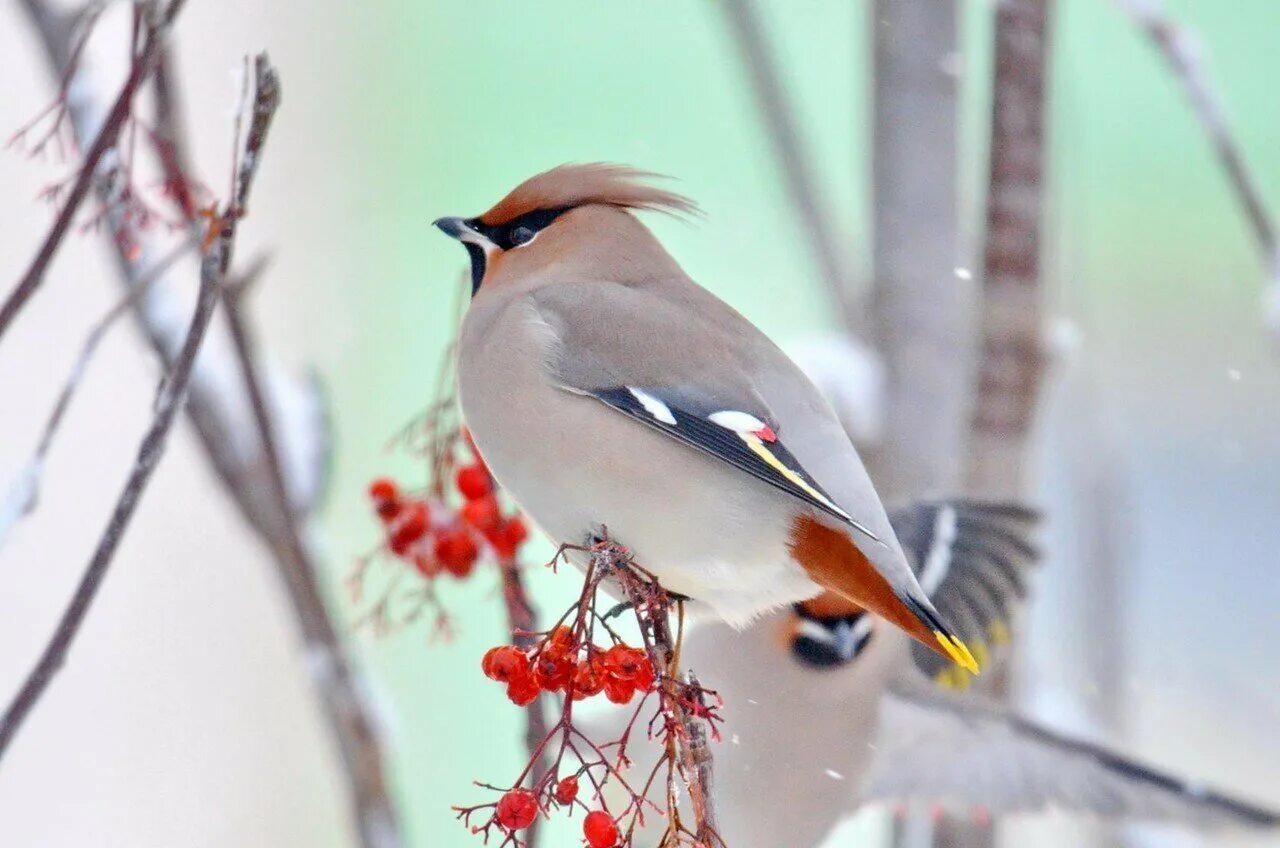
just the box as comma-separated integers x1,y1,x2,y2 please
743,434,854,523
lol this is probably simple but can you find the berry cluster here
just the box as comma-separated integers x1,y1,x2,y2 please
351,431,530,637
482,626,657,708
455,541,724,848
368,478,478,577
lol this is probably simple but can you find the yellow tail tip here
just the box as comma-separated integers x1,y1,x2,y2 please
934,630,981,675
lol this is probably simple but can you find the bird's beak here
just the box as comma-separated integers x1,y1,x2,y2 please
433,216,469,239
434,216,493,297
432,216,493,249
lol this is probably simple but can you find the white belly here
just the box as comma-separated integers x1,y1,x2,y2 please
457,307,819,627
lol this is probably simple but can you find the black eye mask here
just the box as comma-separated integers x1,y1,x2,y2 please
465,206,572,295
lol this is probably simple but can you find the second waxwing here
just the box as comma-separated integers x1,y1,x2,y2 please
433,163,978,674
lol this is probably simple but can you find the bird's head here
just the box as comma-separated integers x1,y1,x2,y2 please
433,163,697,297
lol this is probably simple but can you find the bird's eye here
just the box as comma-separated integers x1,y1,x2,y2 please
508,225,536,247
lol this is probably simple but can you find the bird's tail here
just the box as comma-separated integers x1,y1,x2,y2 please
789,514,980,674
868,685,1280,830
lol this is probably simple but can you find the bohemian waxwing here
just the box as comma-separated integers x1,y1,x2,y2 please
581,499,1280,847
434,163,978,673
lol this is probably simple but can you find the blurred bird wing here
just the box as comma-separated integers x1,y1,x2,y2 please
864,683,1280,829
529,281,881,539
887,501,1041,683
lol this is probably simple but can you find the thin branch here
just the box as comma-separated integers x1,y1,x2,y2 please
643,589,720,846
16,8,398,846
217,55,403,848
1113,0,1280,344
719,0,858,330
0,235,196,550
0,0,188,341
0,218,224,759
680,671,720,844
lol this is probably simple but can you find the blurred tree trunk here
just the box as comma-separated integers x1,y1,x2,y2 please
944,2,1056,847
866,3,968,843
867,0,971,503
872,1,1056,846
965,0,1052,501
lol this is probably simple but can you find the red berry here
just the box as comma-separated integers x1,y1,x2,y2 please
506,671,541,706
553,775,579,805
600,645,654,690
461,496,500,531
503,515,528,546
455,464,492,500
630,656,655,691
368,478,399,503
495,788,539,831
533,653,576,693
602,677,636,705
368,478,402,521
482,645,529,683
434,530,478,578
583,810,619,848
548,625,575,653
388,501,430,555
485,515,530,561
570,661,604,701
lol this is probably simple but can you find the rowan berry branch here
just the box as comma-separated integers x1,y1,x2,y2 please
0,0,188,342
368,316,551,848
455,537,724,848
1113,0,1280,347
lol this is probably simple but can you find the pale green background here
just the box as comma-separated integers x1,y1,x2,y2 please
0,1,1275,846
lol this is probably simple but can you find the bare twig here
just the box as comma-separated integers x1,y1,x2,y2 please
681,671,720,845
0,0,188,341
11,10,400,841
0,221,224,759
643,591,720,846
150,44,198,219
0,235,196,550
719,0,857,330
965,0,1054,498
1114,0,1280,345
217,55,402,848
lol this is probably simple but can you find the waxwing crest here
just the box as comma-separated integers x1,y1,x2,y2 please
478,163,698,226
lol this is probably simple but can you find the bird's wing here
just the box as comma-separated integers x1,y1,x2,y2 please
529,281,984,672
865,683,1280,829
529,281,881,541
887,501,1041,684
